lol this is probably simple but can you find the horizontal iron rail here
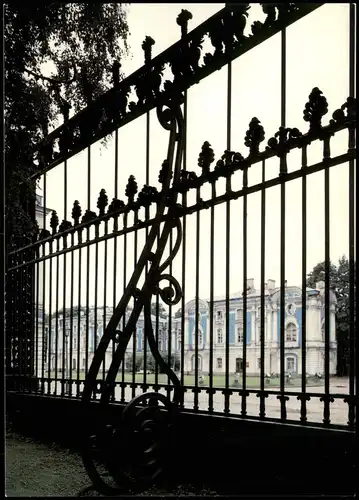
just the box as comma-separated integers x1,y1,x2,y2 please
30,3,323,179
8,149,355,268
7,382,354,432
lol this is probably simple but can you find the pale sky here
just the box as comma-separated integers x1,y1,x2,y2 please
38,3,356,314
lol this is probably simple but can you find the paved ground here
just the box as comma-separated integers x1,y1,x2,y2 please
45,377,352,426
5,433,218,497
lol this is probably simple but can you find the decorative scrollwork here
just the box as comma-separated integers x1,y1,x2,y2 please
81,96,184,494
153,274,182,306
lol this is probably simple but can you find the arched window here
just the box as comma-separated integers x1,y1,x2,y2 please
286,356,296,372
286,323,297,342
217,329,223,343
217,358,223,369
192,354,202,371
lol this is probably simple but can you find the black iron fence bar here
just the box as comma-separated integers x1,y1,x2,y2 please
242,168,248,417
8,151,355,272
300,141,308,423
69,231,75,397
30,4,323,179
61,239,67,396
278,26,287,420
224,58,232,414
85,231,90,382
348,2,356,429
167,231,173,401
208,179,215,412
41,243,46,393
47,249,53,394
194,186,200,411
85,148,91,383
35,251,39,390
120,212,128,403
323,144,331,425
54,242,60,396
103,221,108,381
76,248,82,397
113,131,119,399
11,111,354,259
63,159,68,395
143,108,150,393
180,95,188,398
131,212,138,400
259,159,266,418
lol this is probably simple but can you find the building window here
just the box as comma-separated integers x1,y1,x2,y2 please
72,359,76,370
257,358,261,369
192,355,202,371
286,357,295,372
217,310,223,321
217,329,223,344
285,323,297,342
236,309,243,343
198,329,203,345
217,358,223,369
73,333,77,349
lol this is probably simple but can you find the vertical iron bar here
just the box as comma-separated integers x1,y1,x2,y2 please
54,239,60,396
209,180,215,412
132,211,138,400
224,60,232,413
300,143,308,423
35,246,39,390
69,230,74,397
348,2,356,428
143,111,150,393
323,154,330,425
242,173,248,416
62,245,67,396
167,231,173,400
279,26,287,420
103,221,108,381
41,239,46,393
76,246,82,397
180,91,187,400
194,185,200,411
93,233,99,400
259,159,266,418
85,148,91,379
113,129,119,402
47,244,53,395
121,213,128,403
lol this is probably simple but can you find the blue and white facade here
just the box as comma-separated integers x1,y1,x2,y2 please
37,279,337,377
183,279,337,376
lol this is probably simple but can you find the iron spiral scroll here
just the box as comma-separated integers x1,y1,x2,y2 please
81,96,185,496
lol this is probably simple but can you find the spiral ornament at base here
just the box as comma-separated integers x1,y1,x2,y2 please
82,392,178,496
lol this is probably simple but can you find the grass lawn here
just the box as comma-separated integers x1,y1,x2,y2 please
48,371,310,388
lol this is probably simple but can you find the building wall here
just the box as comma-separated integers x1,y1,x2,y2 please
35,281,337,377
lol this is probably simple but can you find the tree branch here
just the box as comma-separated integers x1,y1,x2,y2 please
24,64,77,86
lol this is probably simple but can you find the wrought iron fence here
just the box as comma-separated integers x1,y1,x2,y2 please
5,2,356,493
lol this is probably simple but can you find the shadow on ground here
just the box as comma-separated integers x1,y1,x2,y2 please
5,432,219,497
